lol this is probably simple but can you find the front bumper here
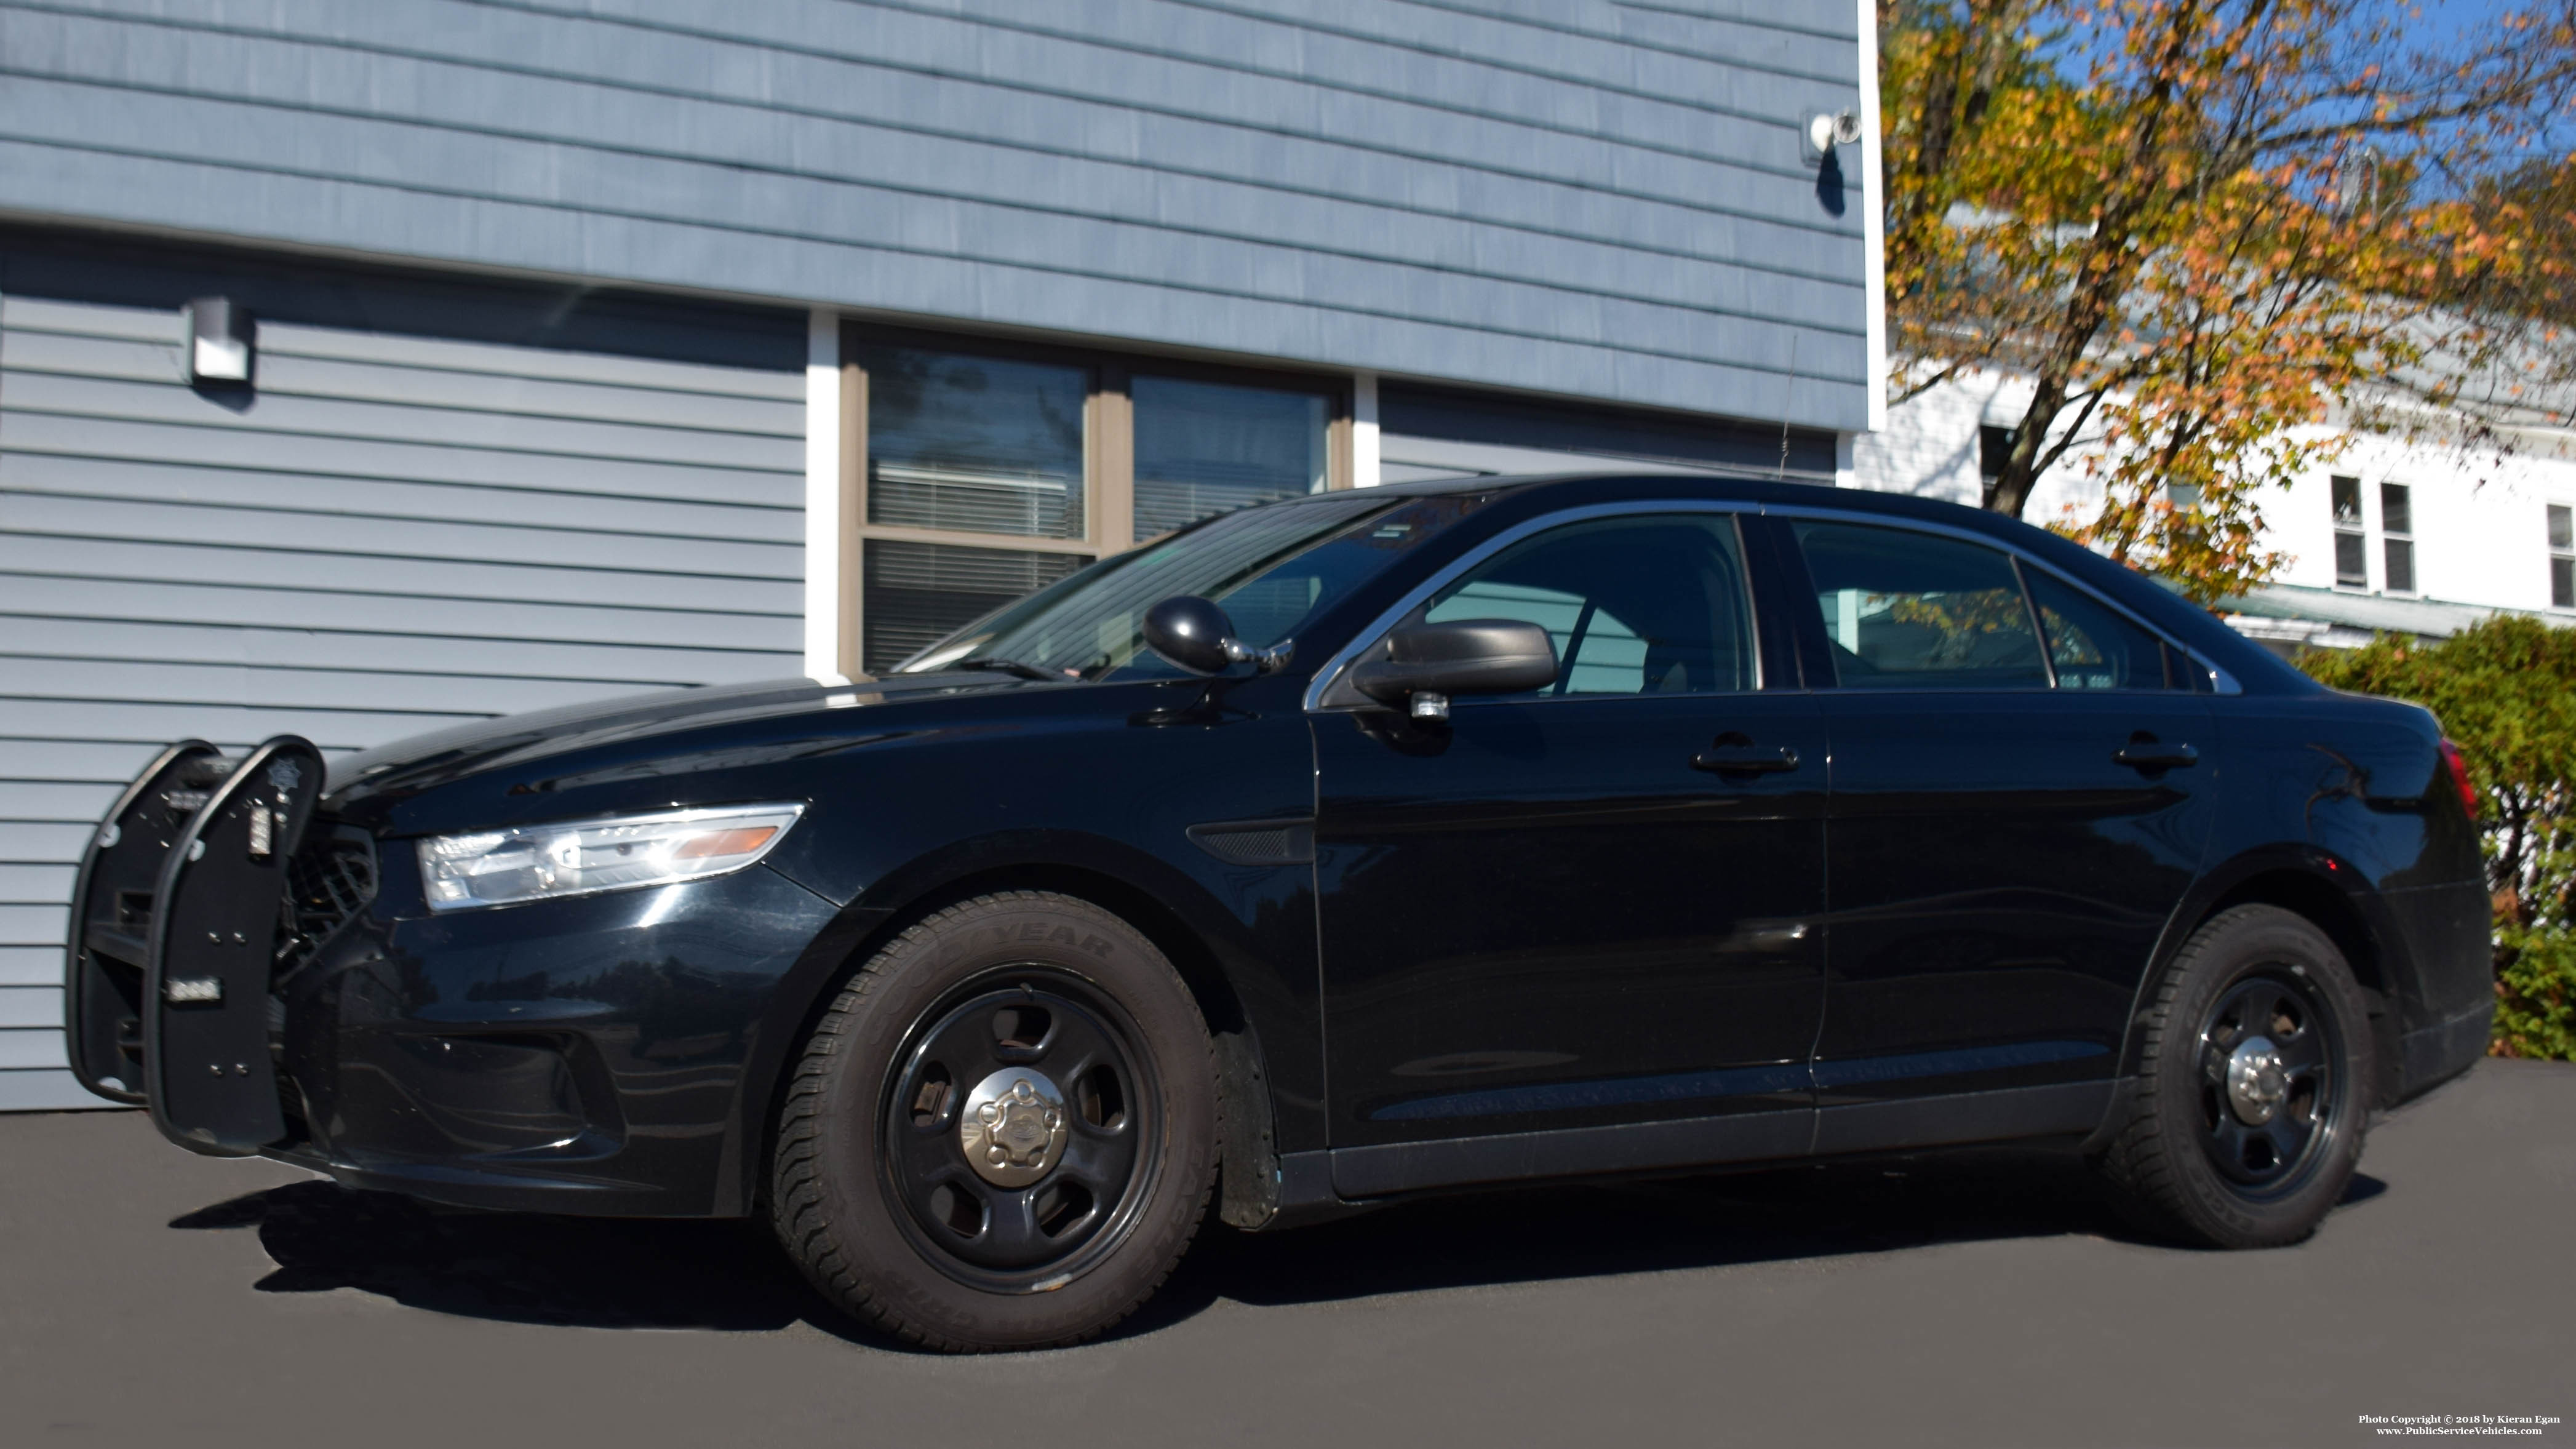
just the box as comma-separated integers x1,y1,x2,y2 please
269,853,841,1216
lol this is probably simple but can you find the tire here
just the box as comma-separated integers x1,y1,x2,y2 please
771,890,1218,1351
2095,904,2375,1248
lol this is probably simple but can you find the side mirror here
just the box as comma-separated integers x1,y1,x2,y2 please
1142,596,1291,677
1347,620,1558,719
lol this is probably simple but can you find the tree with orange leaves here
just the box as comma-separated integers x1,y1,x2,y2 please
1881,0,2576,603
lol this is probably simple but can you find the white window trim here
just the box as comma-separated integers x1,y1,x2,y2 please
1352,372,1382,488
802,309,856,684
1856,0,1888,433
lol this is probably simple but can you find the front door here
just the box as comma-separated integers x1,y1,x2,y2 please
1778,518,2218,1149
1312,510,1827,1195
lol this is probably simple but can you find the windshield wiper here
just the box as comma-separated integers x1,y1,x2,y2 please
953,657,1063,681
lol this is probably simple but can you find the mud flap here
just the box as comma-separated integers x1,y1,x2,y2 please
63,741,225,1104
143,736,323,1156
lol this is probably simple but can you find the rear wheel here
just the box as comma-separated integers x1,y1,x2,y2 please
772,892,1216,1351
2095,904,2374,1248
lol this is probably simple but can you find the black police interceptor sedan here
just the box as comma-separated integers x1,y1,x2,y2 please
65,473,2492,1351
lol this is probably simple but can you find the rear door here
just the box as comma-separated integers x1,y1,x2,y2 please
1776,517,2217,1150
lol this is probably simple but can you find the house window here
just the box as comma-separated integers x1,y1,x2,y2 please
2331,475,2367,588
1131,377,1331,543
1977,424,2015,484
2380,482,2415,594
856,345,1088,540
841,325,1348,674
2551,505,2574,609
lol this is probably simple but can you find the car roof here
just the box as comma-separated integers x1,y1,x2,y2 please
1322,470,1955,513
1307,471,2035,537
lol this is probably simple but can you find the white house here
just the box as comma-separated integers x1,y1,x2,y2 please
1851,366,2576,655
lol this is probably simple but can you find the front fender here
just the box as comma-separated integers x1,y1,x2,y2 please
728,820,1326,1217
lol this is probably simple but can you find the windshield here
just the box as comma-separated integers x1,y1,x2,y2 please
894,491,1489,680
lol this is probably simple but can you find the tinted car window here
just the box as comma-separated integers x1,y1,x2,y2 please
1418,514,1756,695
1792,521,2046,689
2025,567,2176,690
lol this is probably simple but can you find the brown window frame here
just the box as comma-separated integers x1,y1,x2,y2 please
834,321,1353,674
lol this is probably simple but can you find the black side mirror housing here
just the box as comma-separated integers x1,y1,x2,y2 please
1142,595,1293,677
1348,620,1558,714
1142,596,1237,676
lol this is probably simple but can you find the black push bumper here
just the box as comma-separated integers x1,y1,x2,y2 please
65,736,327,1156
70,739,845,1216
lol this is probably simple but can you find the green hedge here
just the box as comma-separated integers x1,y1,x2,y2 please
2297,616,2576,1060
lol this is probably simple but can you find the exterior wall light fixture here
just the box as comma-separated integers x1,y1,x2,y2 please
184,296,255,385
1803,109,1862,162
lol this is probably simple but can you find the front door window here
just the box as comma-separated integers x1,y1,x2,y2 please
1416,513,1758,697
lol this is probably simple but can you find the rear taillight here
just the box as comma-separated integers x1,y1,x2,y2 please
2438,738,2480,820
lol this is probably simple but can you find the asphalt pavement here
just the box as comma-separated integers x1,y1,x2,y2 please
2,1060,2569,1448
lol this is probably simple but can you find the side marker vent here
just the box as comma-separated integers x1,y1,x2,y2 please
1186,818,1317,868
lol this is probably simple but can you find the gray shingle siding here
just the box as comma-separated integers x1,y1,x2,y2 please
0,249,807,1109
0,0,1874,429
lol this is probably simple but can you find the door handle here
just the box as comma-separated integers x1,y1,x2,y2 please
2112,741,2199,769
1691,744,1801,774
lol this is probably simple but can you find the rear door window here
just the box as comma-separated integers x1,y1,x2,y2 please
1790,521,2046,689
2024,567,2188,690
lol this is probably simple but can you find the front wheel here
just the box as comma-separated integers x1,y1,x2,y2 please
2095,904,2375,1248
772,892,1217,1351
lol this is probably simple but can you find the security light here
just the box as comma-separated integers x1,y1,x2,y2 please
184,296,253,385
1803,109,1863,160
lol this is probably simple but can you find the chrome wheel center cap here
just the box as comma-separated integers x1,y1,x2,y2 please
2225,1036,2291,1125
960,1067,1068,1188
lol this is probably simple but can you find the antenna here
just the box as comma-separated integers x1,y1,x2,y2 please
1776,333,1800,481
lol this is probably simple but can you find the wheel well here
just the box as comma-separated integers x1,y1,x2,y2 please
2201,870,2384,996
748,861,1269,1220
878,863,1250,1035
2193,868,2403,1106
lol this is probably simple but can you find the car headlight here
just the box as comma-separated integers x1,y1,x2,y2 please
417,803,805,913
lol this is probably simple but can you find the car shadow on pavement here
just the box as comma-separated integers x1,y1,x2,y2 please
1133,1155,2387,1336
169,1155,2390,1350
171,1182,815,1333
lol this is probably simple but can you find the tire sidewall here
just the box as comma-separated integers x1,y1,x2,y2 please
2146,907,2375,1247
791,895,1215,1349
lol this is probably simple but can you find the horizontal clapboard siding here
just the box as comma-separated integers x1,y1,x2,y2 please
0,292,804,1107
0,0,1873,429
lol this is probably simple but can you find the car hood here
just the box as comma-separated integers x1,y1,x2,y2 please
322,673,1019,809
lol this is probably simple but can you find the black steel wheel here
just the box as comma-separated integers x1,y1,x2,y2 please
881,972,1156,1288
2193,971,2346,1197
2096,904,2375,1248
772,891,1216,1352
